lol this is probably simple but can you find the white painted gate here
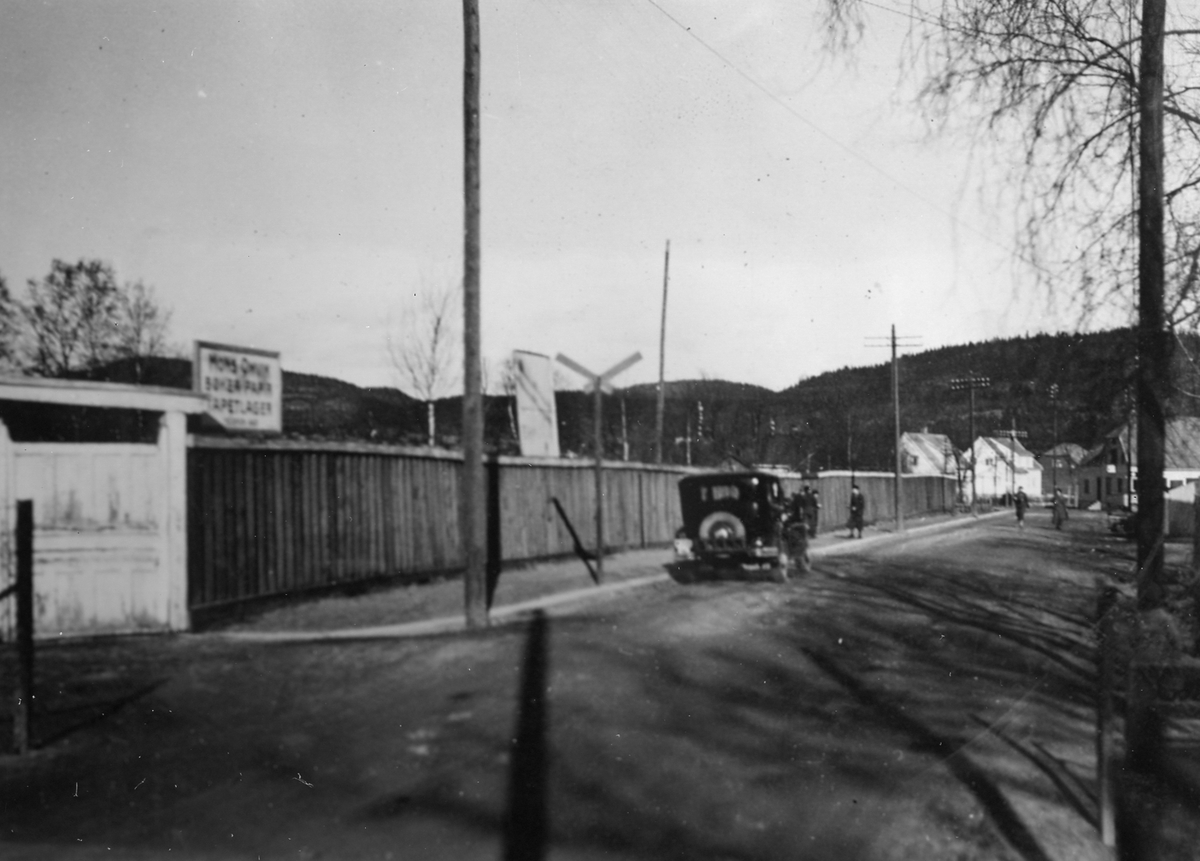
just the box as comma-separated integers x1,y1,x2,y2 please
0,418,190,638
0,378,202,639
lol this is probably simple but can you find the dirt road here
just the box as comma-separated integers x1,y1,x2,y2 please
0,511,1136,859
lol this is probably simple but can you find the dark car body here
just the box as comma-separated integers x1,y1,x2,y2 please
676,471,788,568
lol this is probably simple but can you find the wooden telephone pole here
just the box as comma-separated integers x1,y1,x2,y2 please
655,240,670,464
991,422,1029,500
460,0,486,628
867,325,921,531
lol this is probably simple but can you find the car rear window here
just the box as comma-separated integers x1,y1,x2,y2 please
701,484,742,502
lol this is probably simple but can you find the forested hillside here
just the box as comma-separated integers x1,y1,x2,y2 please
602,328,1200,470
38,329,1200,469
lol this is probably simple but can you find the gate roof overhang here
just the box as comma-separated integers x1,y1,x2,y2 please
0,376,208,413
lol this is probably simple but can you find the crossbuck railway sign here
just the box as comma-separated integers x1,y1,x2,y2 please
556,351,642,580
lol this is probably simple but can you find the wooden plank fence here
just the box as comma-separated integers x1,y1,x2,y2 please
187,439,958,610
187,438,695,609
783,471,957,534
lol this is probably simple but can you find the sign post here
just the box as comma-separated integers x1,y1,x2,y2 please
556,352,642,581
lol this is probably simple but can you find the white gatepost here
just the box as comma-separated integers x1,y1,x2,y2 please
159,410,190,630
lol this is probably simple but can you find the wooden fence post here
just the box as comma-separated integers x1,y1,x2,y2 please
13,499,33,754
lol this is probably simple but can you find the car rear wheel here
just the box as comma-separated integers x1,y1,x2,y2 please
698,511,746,549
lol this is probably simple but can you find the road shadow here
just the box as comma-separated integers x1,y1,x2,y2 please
802,646,1054,861
502,609,549,861
32,679,167,750
528,525,1112,859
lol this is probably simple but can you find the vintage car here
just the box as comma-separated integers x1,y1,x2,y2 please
674,470,809,578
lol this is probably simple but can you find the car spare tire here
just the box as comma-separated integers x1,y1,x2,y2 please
698,511,746,549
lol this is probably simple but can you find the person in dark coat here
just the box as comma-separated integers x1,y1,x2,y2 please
1051,488,1069,530
806,488,822,537
1015,486,1029,530
848,484,865,538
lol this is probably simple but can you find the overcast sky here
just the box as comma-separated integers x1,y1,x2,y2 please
0,0,1125,394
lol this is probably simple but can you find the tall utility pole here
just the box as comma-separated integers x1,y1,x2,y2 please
867,325,921,531
655,240,670,464
1136,0,1168,610
892,326,902,530
460,0,486,628
949,373,991,513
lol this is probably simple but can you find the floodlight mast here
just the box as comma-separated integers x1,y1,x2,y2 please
949,374,991,515
1049,383,1060,493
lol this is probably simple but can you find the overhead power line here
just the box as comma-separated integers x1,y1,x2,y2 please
641,0,1046,272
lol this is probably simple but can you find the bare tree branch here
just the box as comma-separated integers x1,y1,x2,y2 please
386,278,462,446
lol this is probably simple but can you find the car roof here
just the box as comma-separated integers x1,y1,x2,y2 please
679,471,779,487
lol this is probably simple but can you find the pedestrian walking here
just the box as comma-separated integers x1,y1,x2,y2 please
807,488,822,537
1015,486,1029,530
848,484,865,539
1051,487,1069,530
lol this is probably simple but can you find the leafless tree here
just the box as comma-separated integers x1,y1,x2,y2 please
22,259,122,376
825,0,1200,325
823,0,1194,610
0,274,24,374
115,280,173,381
484,354,521,440
387,279,461,446
19,259,174,378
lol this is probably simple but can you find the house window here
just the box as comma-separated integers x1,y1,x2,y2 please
1083,479,1089,495
1105,477,1112,494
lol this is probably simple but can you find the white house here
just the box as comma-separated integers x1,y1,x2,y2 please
970,436,1044,502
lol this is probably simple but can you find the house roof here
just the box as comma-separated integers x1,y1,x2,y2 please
902,434,955,474
1166,418,1200,469
1078,443,1106,468
901,432,955,461
1098,417,1200,471
1039,442,1087,464
977,436,1036,460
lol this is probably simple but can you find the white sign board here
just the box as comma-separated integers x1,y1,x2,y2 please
193,341,283,433
513,350,560,458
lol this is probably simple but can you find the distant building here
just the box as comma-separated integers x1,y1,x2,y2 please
1037,442,1086,500
900,431,958,477
1077,417,1200,510
970,436,1043,502
717,454,753,472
